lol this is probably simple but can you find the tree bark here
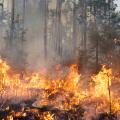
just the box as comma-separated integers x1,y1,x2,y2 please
44,0,48,60
56,0,62,57
10,0,15,45
72,5,77,55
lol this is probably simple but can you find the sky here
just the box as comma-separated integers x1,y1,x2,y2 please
115,0,120,11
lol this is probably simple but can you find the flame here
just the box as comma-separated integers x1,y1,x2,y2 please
33,64,84,110
112,99,120,112
90,65,120,113
91,65,112,99
6,115,13,120
64,64,80,91
0,58,119,119
43,112,54,120
0,59,83,110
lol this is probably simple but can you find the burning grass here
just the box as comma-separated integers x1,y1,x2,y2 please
0,59,119,119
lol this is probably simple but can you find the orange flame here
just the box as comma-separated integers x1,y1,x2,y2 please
0,58,119,116
91,65,112,99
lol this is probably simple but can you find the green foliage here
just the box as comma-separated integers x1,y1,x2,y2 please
75,0,120,70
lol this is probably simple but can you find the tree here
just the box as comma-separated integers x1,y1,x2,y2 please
0,0,4,19
67,0,120,73
44,0,48,60
56,0,63,57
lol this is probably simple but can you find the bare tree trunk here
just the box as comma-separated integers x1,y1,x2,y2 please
83,0,87,57
93,4,99,73
21,0,26,48
0,0,4,19
22,0,26,30
72,5,77,55
96,33,99,72
10,0,15,44
20,0,26,71
81,0,87,70
56,0,62,57
44,0,48,60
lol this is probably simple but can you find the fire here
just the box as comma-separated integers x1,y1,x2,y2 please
64,64,80,91
0,59,83,110
33,64,84,110
0,59,10,74
0,58,119,119
90,65,120,113
6,115,13,120
91,65,112,99
43,112,54,120
112,99,120,112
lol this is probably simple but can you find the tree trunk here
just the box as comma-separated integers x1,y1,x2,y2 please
94,4,99,72
72,5,77,55
82,0,87,70
10,0,15,44
44,0,48,60
56,0,62,57
83,0,87,54
0,0,4,19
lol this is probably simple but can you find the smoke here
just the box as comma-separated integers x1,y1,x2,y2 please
0,0,81,71
21,0,77,70
0,0,52,70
